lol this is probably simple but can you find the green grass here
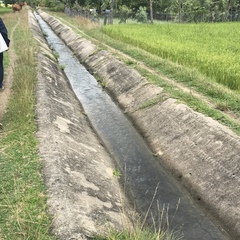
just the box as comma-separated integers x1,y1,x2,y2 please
91,185,183,240
92,227,182,240
0,10,54,239
0,6,12,15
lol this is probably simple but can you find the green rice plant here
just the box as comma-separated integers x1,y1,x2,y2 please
102,22,240,91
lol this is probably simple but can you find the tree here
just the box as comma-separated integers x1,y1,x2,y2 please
178,0,182,22
57,0,240,23
109,0,115,24
119,5,132,23
4,0,15,6
149,0,153,23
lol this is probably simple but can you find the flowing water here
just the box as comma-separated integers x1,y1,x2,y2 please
34,12,229,240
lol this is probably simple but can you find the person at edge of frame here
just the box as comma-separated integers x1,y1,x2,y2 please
0,17,10,90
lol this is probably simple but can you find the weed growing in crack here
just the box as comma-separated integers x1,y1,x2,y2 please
92,177,183,240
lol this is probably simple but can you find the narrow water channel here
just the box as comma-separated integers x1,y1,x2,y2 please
34,12,229,240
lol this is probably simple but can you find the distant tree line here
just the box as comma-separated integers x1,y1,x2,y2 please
18,0,240,23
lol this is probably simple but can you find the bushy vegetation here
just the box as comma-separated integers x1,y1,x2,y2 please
103,22,240,91
119,5,132,24
40,0,240,23
134,6,148,23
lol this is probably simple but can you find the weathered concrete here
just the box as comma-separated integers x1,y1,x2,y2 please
29,12,135,240
36,10,240,239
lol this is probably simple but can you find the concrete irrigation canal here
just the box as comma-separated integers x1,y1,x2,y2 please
29,9,240,240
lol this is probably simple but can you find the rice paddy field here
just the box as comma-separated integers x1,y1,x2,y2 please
102,22,240,91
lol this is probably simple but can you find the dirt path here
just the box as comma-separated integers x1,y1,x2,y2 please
0,16,19,121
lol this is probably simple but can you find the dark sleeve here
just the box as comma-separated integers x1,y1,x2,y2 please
0,18,8,35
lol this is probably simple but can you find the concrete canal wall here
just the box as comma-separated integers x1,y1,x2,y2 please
37,9,240,239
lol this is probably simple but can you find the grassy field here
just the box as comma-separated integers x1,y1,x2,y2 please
0,9,54,240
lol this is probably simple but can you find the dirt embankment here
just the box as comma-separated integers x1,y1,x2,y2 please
36,10,240,239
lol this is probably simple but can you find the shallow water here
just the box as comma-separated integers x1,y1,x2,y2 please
34,12,228,240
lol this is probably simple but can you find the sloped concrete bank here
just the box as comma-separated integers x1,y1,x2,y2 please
29,11,136,240
36,10,240,239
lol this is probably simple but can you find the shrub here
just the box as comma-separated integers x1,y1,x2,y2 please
135,6,148,23
119,5,132,24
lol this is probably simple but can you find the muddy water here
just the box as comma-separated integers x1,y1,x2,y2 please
34,12,228,240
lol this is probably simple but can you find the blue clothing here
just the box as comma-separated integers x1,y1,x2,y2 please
0,52,3,88
0,18,9,88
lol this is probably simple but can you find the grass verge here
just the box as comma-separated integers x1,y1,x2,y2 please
0,9,54,240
